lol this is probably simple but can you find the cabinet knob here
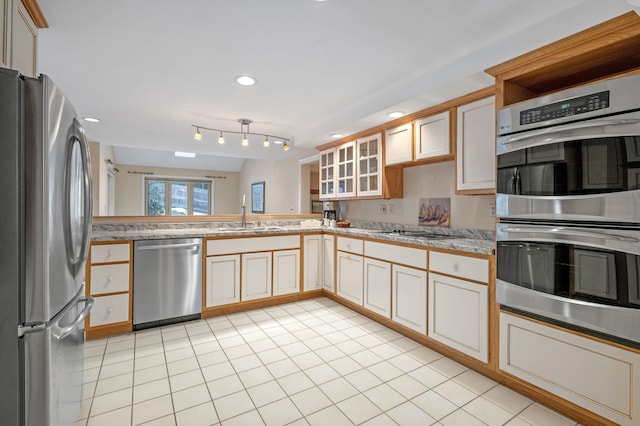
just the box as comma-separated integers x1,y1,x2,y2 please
453,262,460,272
107,308,113,314
107,276,113,282
107,250,114,257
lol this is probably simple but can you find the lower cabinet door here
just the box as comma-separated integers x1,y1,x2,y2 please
242,252,272,301
428,272,488,362
303,235,322,291
273,249,300,296
322,235,335,291
392,265,427,334
337,251,363,305
363,258,391,318
205,254,241,307
500,313,640,426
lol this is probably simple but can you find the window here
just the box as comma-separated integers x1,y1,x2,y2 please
145,177,212,216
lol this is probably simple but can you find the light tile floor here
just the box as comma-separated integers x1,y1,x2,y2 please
78,298,582,426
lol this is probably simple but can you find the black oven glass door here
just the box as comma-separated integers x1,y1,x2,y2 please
497,240,636,307
497,137,636,196
496,110,640,223
496,222,640,344
497,222,640,307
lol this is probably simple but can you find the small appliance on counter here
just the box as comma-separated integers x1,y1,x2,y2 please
323,201,337,226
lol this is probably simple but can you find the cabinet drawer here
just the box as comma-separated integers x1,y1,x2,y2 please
90,294,129,327
429,251,488,283
90,263,130,295
365,241,426,269
337,237,363,255
207,235,299,255
91,243,130,263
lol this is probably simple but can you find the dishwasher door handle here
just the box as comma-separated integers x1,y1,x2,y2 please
137,243,201,251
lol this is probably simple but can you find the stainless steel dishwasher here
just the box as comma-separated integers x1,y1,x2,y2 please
133,238,202,330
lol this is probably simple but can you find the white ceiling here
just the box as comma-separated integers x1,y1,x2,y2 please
37,1,637,171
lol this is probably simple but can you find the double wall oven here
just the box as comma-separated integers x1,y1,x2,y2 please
495,73,640,346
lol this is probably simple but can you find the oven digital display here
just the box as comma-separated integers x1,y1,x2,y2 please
520,91,610,125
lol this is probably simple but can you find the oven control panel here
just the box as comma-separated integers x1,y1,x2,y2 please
520,91,610,125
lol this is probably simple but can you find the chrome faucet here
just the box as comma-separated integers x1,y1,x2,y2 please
241,205,247,228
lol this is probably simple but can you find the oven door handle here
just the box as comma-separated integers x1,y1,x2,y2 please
501,226,640,243
499,118,640,145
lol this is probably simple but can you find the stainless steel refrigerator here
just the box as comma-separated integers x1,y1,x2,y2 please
0,67,94,425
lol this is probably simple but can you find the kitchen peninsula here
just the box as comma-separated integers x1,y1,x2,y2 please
86,216,495,373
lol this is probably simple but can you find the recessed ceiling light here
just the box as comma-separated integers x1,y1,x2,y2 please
235,75,257,86
388,111,404,118
174,151,196,158
83,117,100,123
330,133,344,138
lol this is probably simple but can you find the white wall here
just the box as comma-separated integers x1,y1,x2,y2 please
343,161,496,230
89,142,115,216
239,155,301,214
114,164,240,216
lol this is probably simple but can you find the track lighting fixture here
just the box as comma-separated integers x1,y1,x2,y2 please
191,119,291,150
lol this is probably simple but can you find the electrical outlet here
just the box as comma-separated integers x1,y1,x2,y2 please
388,204,394,214
489,204,496,216
379,204,387,215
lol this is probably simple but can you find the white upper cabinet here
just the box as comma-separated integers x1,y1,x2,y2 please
320,132,401,199
385,123,413,166
415,110,451,161
356,133,382,197
456,96,496,193
319,149,336,199
1,0,9,68
10,1,37,77
2,0,40,76
336,141,357,198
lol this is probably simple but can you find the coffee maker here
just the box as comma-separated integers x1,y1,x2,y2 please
323,201,337,225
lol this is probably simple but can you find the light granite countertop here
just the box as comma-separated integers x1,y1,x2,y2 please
91,221,495,255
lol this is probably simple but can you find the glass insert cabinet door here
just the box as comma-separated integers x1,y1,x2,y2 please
337,141,356,198
357,134,382,197
320,149,336,198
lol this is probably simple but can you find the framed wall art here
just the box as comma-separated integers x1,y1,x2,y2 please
251,181,265,213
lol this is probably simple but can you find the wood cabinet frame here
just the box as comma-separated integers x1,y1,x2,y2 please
85,240,133,340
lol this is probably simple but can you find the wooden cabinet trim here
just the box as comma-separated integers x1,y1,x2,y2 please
316,86,495,152
20,0,46,28
487,12,640,108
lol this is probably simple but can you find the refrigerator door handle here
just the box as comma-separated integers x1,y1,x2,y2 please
64,120,93,275
18,295,94,338
75,119,93,267
51,295,94,340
